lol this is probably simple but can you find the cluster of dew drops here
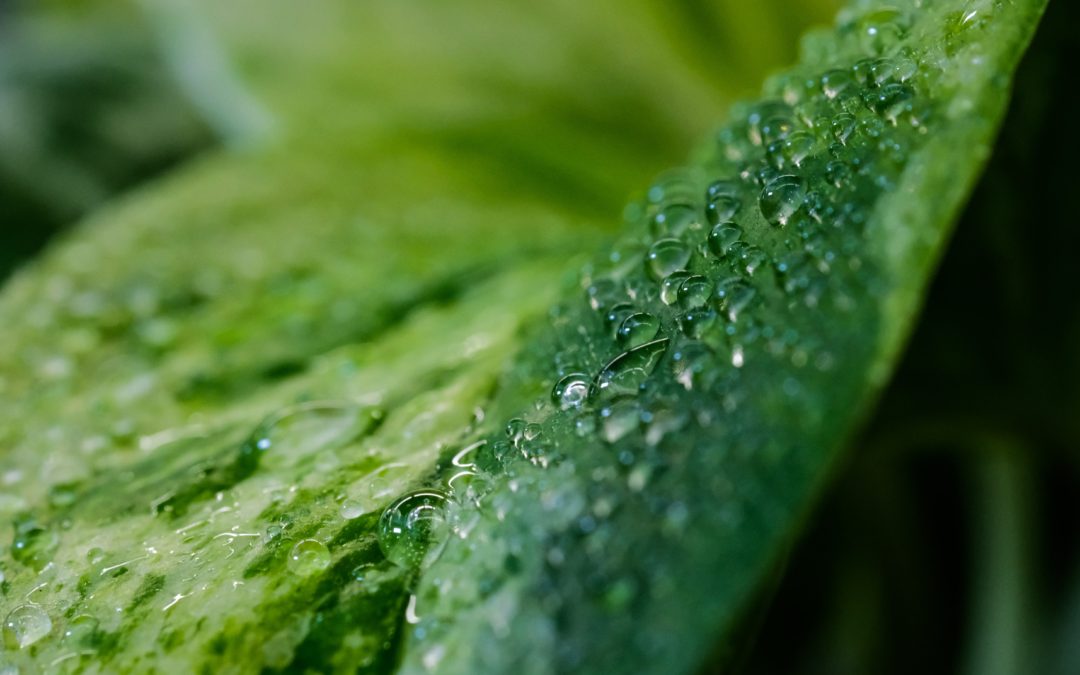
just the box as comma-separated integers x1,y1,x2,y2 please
528,8,934,455
0,7,947,659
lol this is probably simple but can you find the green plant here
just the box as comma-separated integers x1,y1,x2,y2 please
0,0,1059,673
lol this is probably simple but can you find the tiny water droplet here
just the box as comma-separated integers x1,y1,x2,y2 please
759,175,806,226
288,539,331,576
2,605,51,650
645,239,691,280
378,490,450,571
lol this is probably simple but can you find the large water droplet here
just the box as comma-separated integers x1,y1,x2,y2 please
782,131,816,167
677,275,713,309
2,605,51,650
585,279,622,312
705,180,743,225
339,500,365,520
650,203,699,237
378,490,450,571
759,175,806,226
708,222,743,257
288,539,331,576
62,614,99,647
603,303,637,335
552,373,590,410
616,312,661,348
594,339,669,399
821,68,854,99
238,402,382,476
869,83,915,124
660,271,692,306
10,522,58,571
679,309,718,338
645,239,691,280
831,112,857,144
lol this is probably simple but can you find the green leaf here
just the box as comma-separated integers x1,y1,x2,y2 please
0,0,1044,673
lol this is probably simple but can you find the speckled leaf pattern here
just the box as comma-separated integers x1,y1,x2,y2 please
0,0,1044,673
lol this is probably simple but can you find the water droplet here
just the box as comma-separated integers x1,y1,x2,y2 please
62,615,99,647
238,402,381,476
715,279,757,322
831,112,857,144
585,279,622,312
378,490,450,571
705,179,743,225
660,271,692,306
288,539,331,576
759,175,806,226
679,309,718,338
86,547,106,564
598,400,640,444
365,462,409,503
671,341,712,391
552,373,590,410
760,115,794,145
869,83,915,123
825,161,853,189
858,8,904,55
746,101,791,146
650,203,699,237
616,312,661,348
340,500,365,520
2,605,51,650
47,483,78,509
646,170,699,205
10,521,58,571
505,418,528,447
594,339,669,399
708,222,743,256
740,246,768,276
782,131,815,168
821,68,854,99
645,239,691,280
677,275,713,309
603,303,637,334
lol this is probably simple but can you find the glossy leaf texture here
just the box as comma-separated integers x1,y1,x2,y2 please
0,0,1044,673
